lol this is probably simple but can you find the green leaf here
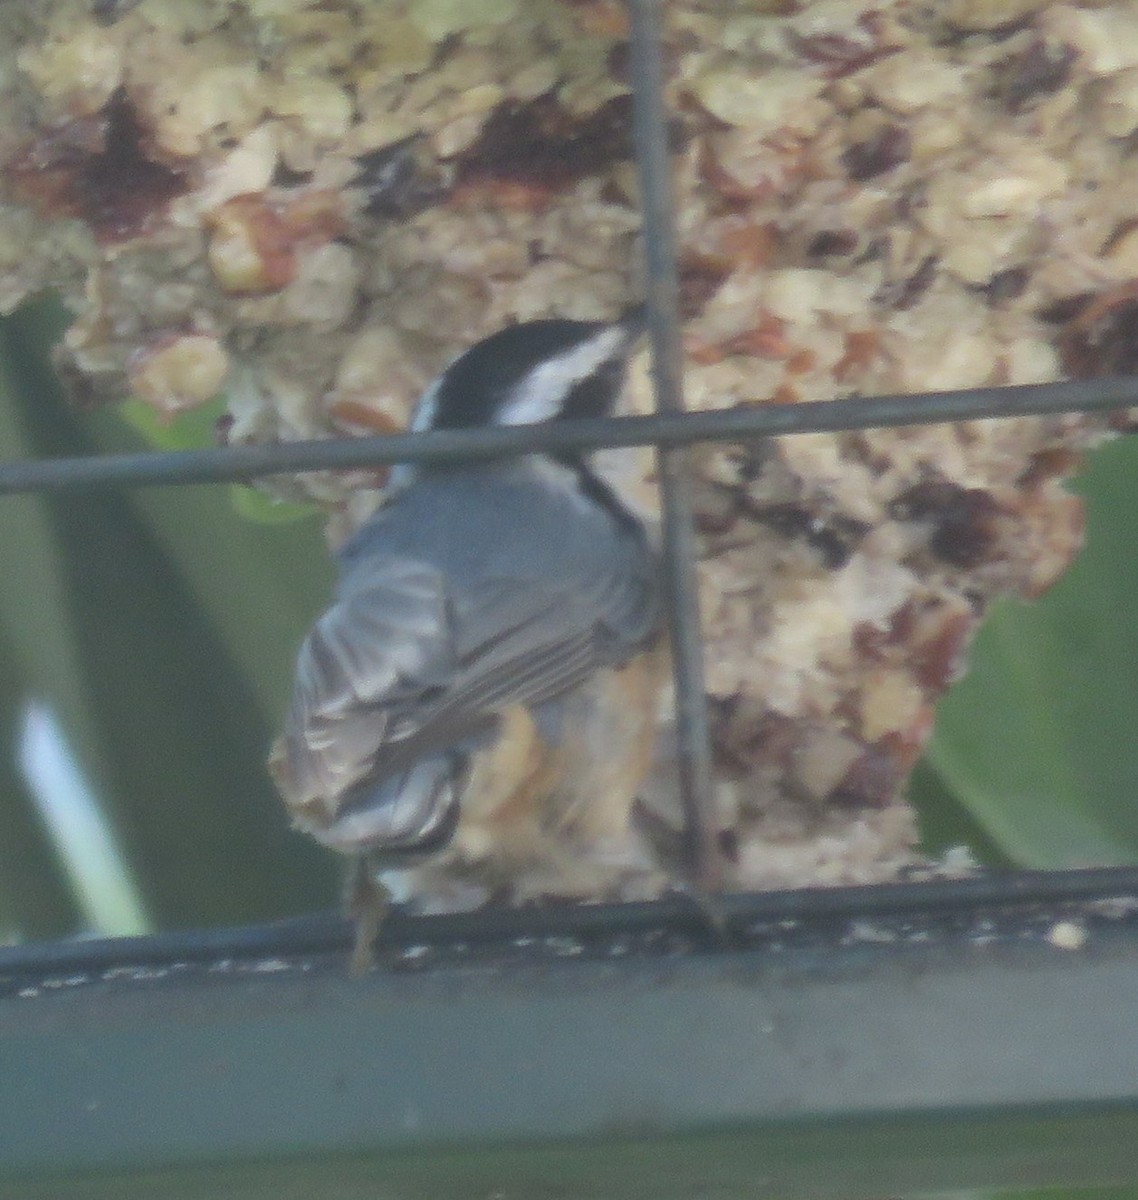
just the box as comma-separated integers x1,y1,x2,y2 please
120,396,318,526
228,483,318,525
0,627,83,940
86,411,335,724
0,302,338,929
923,436,1138,867
117,395,228,452
0,316,153,936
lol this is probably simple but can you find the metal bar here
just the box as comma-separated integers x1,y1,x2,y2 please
4,875,1138,1194
1,376,1136,495
4,864,1138,978
627,0,720,889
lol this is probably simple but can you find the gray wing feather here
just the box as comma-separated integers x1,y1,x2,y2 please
274,473,659,816
276,560,454,809
295,561,449,715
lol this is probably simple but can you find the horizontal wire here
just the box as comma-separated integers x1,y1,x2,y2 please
0,375,1136,495
4,865,1138,975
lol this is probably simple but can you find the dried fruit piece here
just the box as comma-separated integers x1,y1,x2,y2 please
1059,282,1138,378
891,481,1005,569
457,94,637,191
842,124,911,181
5,88,187,243
993,38,1076,111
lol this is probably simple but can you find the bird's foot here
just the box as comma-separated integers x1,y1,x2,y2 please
344,855,391,975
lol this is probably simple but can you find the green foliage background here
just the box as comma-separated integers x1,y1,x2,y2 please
1,295,1136,941
0,301,338,937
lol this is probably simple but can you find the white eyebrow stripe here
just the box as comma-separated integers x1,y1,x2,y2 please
408,375,443,433
499,326,625,427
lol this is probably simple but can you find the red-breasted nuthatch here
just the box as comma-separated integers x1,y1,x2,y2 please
269,311,666,944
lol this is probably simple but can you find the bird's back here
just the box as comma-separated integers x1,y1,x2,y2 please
272,460,661,844
339,461,656,641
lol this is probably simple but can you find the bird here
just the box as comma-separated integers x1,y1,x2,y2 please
268,310,667,966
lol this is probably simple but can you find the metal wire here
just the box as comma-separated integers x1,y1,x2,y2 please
1,376,1137,495
628,0,720,891
5,863,1138,976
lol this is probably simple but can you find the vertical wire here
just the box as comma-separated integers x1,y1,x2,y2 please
627,0,722,889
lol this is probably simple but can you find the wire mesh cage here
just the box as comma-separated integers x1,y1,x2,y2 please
3,0,1138,1195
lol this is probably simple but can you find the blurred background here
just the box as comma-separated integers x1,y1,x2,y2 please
3,293,1138,944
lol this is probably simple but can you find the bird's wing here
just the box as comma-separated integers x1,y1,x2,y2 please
272,559,452,814
272,547,656,816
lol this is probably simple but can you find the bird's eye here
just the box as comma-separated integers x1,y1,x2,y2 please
558,358,624,422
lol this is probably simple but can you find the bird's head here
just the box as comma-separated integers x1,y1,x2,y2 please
409,307,646,438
